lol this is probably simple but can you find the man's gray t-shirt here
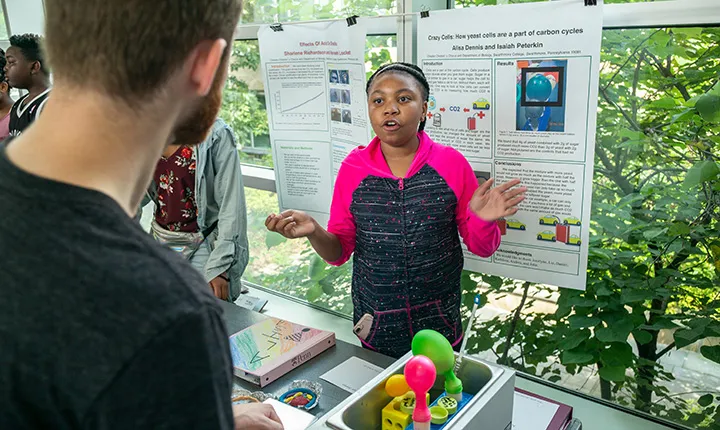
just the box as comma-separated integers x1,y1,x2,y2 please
0,147,235,429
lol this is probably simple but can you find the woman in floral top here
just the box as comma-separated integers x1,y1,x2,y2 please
141,118,250,302
154,145,199,233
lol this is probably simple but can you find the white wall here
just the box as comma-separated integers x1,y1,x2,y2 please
4,0,45,36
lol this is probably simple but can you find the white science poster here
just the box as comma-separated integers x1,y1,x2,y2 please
418,0,603,290
258,20,371,226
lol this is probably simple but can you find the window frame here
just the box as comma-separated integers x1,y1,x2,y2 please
0,0,10,40
3,0,44,36
238,0,720,191
233,15,404,42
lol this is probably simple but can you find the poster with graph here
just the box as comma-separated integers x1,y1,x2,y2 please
259,20,369,224
266,61,328,131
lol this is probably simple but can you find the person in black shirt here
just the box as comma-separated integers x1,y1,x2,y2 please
4,33,51,137
0,1,282,430
0,49,15,142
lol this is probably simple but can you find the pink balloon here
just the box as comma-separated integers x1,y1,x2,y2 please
404,355,436,423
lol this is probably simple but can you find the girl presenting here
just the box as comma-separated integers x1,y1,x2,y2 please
266,63,525,358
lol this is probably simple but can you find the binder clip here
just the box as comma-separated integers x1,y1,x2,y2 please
584,0,597,5
346,15,359,27
420,7,430,19
270,23,283,32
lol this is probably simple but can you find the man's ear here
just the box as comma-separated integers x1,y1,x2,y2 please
0,82,8,93
30,60,41,75
188,39,228,97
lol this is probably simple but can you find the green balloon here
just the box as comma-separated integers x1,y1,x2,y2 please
526,74,552,101
444,372,463,395
411,330,463,394
412,330,454,372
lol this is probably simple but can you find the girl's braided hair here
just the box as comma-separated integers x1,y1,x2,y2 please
366,62,430,131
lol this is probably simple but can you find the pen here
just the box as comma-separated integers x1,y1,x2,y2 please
455,294,481,372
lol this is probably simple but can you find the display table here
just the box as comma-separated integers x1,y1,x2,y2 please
222,302,600,430
221,301,396,419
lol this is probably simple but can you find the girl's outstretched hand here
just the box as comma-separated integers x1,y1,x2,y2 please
469,178,527,221
265,210,317,239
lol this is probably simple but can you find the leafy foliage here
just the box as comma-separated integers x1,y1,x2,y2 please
459,24,720,430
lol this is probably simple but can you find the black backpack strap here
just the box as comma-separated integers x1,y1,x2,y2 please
201,220,219,239
185,220,219,262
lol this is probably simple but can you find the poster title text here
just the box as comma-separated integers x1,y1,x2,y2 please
427,27,584,50
283,40,351,57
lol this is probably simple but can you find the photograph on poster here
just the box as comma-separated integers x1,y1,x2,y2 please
339,70,349,84
342,109,352,124
330,89,341,104
516,59,567,132
331,107,342,122
341,90,351,105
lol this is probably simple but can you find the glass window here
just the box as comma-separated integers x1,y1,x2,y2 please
219,40,275,167
232,3,719,428
231,35,397,316
366,35,398,79
220,36,397,168
0,4,8,40
241,0,397,25
243,186,354,315
237,14,719,430
428,22,717,430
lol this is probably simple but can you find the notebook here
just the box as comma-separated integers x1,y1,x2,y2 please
229,317,336,387
513,388,572,430
235,295,268,312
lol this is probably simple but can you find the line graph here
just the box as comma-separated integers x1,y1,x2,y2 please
270,88,327,130
265,61,328,131
280,91,324,113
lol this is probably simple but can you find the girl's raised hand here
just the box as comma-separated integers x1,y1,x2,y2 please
469,178,527,221
265,210,317,239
